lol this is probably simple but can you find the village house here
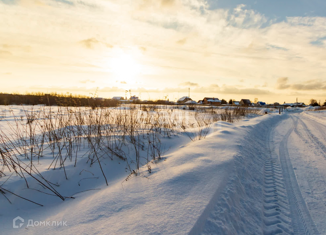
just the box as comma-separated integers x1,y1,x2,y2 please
177,96,192,104
185,100,197,105
294,102,305,107
203,97,221,105
240,99,251,106
256,101,266,106
130,95,139,101
112,96,124,101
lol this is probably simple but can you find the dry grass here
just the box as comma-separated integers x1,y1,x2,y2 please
0,105,263,205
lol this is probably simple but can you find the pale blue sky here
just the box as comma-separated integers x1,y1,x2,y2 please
208,0,326,20
3,0,326,18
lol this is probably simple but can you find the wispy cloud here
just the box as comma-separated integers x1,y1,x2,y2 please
139,47,146,52
0,50,12,56
219,86,271,95
179,81,198,87
79,38,112,49
80,79,95,84
276,77,291,90
1,44,31,52
176,38,187,45
79,38,99,49
276,77,326,90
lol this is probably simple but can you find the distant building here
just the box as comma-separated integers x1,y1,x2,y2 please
185,100,197,105
281,102,305,107
256,101,266,106
203,97,221,105
282,103,294,107
112,96,124,100
177,96,192,104
294,102,305,107
156,100,170,104
240,99,251,106
221,99,227,105
233,101,240,106
130,95,139,101
95,97,104,101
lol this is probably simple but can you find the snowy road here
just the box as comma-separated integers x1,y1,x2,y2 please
198,111,326,235
2,110,326,235
284,113,326,234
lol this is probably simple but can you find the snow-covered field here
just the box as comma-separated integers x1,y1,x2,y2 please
1,106,325,234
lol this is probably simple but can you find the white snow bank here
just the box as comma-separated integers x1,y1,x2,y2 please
193,113,288,234
1,111,288,235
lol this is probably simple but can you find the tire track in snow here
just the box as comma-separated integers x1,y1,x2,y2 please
191,114,320,235
263,124,293,235
297,116,326,159
291,115,326,234
278,116,320,235
302,112,326,127
262,159,293,235
192,115,284,235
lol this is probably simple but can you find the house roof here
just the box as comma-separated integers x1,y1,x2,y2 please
185,100,197,104
240,99,251,104
207,99,221,103
130,96,139,100
204,97,219,101
177,96,191,102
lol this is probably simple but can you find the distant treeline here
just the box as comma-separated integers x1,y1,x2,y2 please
0,92,119,107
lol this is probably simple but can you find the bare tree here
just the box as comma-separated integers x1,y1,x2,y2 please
310,99,319,106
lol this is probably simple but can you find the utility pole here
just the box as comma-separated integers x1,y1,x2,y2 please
188,88,190,98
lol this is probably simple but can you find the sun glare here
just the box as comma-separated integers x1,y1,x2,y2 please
110,53,141,84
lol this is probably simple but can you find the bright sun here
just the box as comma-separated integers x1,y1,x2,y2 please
110,53,141,84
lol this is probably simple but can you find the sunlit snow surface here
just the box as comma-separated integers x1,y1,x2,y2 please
1,105,325,234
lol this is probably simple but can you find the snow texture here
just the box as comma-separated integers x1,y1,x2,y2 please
1,106,325,235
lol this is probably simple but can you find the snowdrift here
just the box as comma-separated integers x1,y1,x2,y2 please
0,110,289,235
